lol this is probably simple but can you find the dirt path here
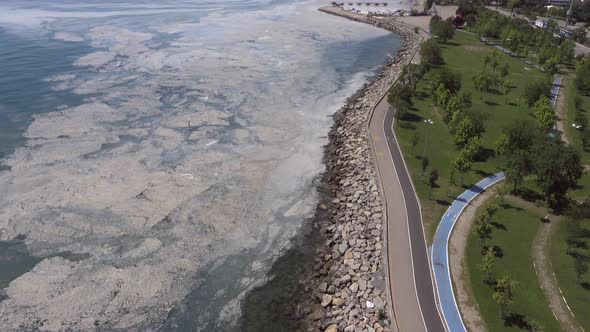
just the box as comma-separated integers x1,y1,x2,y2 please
449,189,495,332
556,76,570,145
532,213,583,332
504,196,583,332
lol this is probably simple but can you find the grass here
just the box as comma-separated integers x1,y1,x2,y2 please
465,198,563,331
564,73,590,165
569,171,590,201
550,218,590,331
394,30,547,241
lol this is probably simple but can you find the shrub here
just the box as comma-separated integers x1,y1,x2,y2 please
575,59,590,95
419,39,444,66
523,80,551,106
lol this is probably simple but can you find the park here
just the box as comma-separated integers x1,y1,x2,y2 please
389,6,590,331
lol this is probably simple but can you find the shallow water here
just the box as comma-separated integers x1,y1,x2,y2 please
0,28,91,164
0,0,401,329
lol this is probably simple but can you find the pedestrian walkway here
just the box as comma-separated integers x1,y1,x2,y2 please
431,172,505,332
479,36,544,71
550,75,562,106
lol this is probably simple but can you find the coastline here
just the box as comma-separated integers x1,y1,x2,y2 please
299,7,424,331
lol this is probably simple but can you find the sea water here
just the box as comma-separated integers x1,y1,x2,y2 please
0,0,401,330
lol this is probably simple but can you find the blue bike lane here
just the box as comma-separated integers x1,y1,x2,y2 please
431,172,505,332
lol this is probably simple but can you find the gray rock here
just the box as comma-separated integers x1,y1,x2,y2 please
372,296,384,309
321,294,333,307
358,279,367,291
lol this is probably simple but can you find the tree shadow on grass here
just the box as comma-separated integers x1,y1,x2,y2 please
474,169,494,178
572,182,584,191
485,100,500,106
490,221,507,231
474,148,496,163
403,113,424,122
515,188,544,203
507,101,518,107
482,245,503,258
504,313,531,330
492,245,504,258
502,204,524,212
415,91,429,100
435,199,451,206
399,122,416,130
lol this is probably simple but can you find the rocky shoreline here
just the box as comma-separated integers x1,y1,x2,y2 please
298,8,424,332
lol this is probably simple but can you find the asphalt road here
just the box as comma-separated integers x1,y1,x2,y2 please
368,92,447,332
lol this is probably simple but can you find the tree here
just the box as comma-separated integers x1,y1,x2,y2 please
573,0,590,22
463,136,481,160
432,68,462,94
547,18,558,31
394,105,408,124
453,136,480,186
464,13,477,30
533,95,555,130
558,40,575,64
538,46,556,65
473,213,492,251
454,152,472,186
455,117,477,149
442,95,464,125
388,83,414,107
505,151,528,193
460,92,472,109
572,27,588,44
523,80,551,106
534,144,583,205
477,247,496,284
388,83,414,124
430,16,456,43
421,157,429,176
485,200,499,215
429,168,439,199
576,59,590,95
502,78,514,95
434,19,455,43
574,258,589,285
493,275,516,318
434,84,452,107
483,54,492,69
542,56,559,76
499,63,510,78
420,39,443,66
401,63,425,89
494,133,509,157
503,120,543,153
473,71,492,98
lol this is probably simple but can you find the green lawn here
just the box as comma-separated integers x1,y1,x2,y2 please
550,218,590,330
569,171,590,201
466,199,563,331
395,30,546,241
564,74,590,165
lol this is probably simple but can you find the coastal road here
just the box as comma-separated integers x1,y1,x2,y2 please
368,92,447,331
